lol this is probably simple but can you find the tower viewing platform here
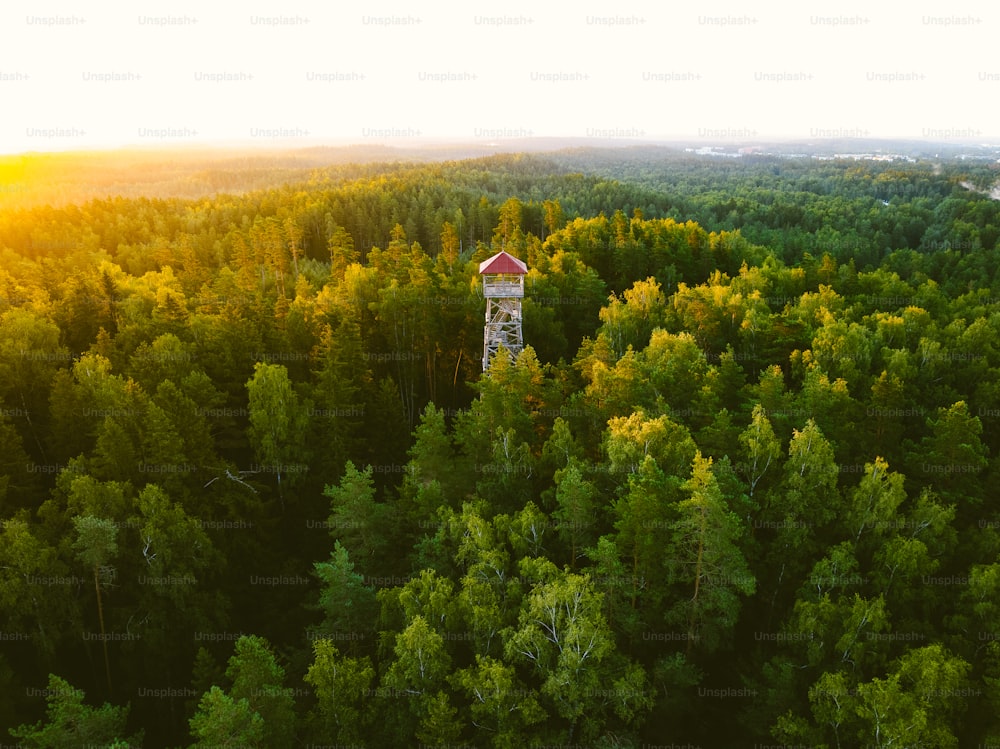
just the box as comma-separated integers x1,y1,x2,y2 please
479,251,527,297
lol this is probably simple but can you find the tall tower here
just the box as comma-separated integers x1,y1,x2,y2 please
479,250,528,371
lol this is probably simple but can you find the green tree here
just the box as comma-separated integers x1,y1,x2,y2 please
323,462,387,565
283,216,304,280
738,403,782,500
435,501,520,655
131,484,224,686
504,567,613,741
794,367,859,462
0,308,67,456
312,541,377,648
610,456,676,624
383,615,454,742
863,493,955,617
135,483,219,598
774,669,857,748
810,312,873,393
643,329,710,414
909,400,989,508
493,197,524,250
189,686,263,749
0,408,34,512
246,362,311,505
327,220,357,276
439,221,460,264
415,690,463,747
384,615,451,696
397,403,462,542
762,419,841,596
225,635,296,748
666,452,755,652
381,568,458,638
850,645,970,749
310,316,369,479
187,647,224,719
476,426,535,511
583,348,654,426
744,364,796,439
868,370,908,462
0,517,74,659
10,674,140,749
598,277,667,358
465,344,548,450
303,640,374,745
553,462,597,569
452,655,547,747
790,593,890,671
72,515,118,694
604,410,697,478
846,458,906,547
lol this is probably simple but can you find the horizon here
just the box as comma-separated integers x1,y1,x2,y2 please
2,134,999,160
4,132,999,160
2,135,997,215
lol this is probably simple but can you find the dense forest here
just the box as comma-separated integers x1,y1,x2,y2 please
1,147,1000,747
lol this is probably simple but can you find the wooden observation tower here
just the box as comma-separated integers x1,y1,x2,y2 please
479,250,528,371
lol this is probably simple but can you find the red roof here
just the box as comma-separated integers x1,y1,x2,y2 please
479,250,527,275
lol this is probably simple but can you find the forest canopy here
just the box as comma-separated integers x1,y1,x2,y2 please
1,147,999,747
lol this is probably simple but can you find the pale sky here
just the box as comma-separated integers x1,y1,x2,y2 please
0,0,996,154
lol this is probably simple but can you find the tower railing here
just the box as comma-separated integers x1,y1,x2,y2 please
482,277,524,298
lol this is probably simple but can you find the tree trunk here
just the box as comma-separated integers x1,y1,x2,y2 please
687,505,707,655
94,565,112,694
